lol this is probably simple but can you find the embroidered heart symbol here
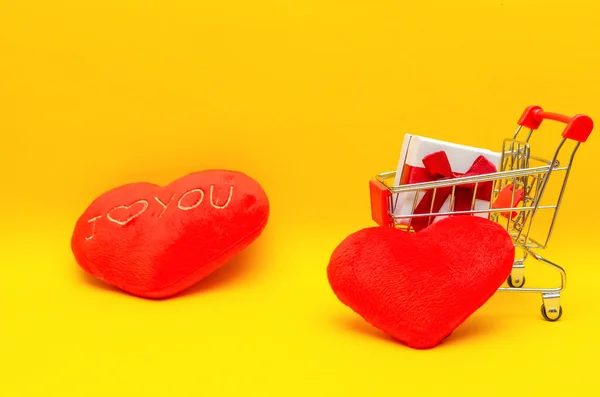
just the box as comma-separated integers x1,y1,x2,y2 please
71,169,270,299
106,201,149,226
327,216,514,349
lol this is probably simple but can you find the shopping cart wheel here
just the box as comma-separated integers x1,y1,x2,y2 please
541,304,563,322
541,292,563,321
506,274,526,288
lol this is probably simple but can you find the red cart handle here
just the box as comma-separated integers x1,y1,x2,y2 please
517,105,593,143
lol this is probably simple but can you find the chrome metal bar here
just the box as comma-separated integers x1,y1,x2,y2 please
519,138,566,249
525,128,534,143
527,247,566,290
526,236,547,249
408,188,421,231
386,191,394,227
391,205,557,219
376,165,568,184
543,142,581,247
428,187,437,227
378,166,555,193
512,125,523,140
497,249,565,293
392,191,400,214
510,140,515,171
470,182,478,211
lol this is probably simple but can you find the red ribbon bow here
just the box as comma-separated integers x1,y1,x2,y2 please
407,150,497,232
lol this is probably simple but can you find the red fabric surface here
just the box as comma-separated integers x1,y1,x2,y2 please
327,216,514,349
71,169,270,298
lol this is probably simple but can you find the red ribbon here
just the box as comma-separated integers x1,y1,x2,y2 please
407,150,497,232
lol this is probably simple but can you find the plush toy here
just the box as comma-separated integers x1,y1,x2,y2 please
327,216,514,349
71,169,269,299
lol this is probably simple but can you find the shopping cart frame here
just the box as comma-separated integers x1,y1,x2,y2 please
369,105,593,321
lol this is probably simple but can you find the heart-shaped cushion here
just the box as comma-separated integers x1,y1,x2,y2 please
71,169,269,299
327,216,514,349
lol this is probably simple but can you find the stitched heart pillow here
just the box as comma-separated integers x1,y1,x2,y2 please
327,216,514,349
71,169,270,299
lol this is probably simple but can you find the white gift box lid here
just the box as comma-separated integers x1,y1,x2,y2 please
394,134,503,186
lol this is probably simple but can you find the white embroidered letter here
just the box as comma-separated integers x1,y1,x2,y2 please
85,215,103,240
210,185,234,209
178,188,205,210
106,200,149,226
154,194,175,217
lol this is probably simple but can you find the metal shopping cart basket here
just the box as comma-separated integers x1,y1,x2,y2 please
369,105,593,321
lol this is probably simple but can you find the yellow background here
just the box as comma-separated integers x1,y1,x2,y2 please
2,0,599,395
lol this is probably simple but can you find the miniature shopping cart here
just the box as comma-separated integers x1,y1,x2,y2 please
369,105,593,321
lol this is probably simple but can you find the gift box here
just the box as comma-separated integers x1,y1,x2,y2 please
392,134,503,231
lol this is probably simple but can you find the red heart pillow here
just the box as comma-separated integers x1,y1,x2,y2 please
71,169,269,299
327,216,514,349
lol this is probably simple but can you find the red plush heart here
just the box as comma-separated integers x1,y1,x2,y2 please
327,216,514,349
71,169,269,299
